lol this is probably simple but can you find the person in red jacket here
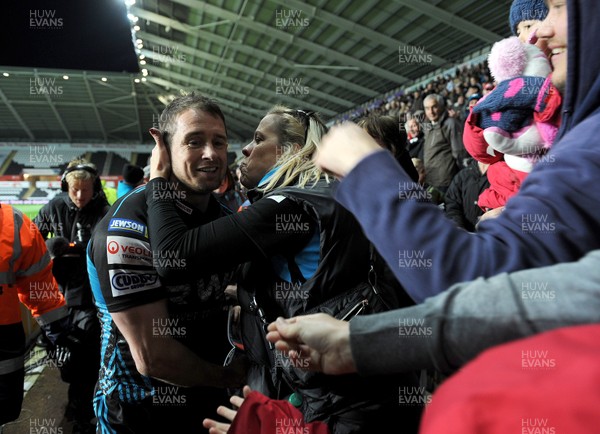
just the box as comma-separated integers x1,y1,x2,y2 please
419,323,600,434
0,203,70,426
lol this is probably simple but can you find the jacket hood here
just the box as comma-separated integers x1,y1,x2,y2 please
557,0,600,139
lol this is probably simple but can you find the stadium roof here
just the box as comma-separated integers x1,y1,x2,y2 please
0,0,512,147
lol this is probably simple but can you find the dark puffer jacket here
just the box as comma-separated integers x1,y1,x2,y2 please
238,179,421,434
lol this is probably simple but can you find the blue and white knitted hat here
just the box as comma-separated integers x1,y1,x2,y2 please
509,0,549,35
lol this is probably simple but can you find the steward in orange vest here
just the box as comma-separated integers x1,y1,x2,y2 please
0,203,70,426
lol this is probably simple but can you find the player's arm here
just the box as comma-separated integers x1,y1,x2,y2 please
111,298,245,388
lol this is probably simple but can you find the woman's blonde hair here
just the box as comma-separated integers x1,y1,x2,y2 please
260,105,329,194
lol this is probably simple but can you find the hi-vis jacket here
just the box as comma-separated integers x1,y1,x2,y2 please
0,204,68,376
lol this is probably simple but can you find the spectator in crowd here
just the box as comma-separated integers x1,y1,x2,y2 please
0,203,71,427
411,90,424,112
418,323,600,434
444,160,490,231
410,158,445,206
146,105,421,433
405,117,425,160
356,115,418,181
422,94,468,192
101,179,117,205
309,0,600,305
467,93,481,111
482,82,495,95
117,163,145,198
33,159,109,434
511,0,549,43
87,93,246,433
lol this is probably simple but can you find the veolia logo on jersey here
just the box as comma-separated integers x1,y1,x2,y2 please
107,241,119,255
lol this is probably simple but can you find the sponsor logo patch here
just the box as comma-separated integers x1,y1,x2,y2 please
108,218,147,236
107,236,152,266
109,269,161,297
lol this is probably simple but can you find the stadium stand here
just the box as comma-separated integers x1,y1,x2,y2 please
0,181,30,201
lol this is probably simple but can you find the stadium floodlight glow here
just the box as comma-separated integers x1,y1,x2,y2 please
134,78,140,83
127,14,139,23
2,73,9,77
125,0,136,6
140,60,146,65
139,54,145,59
133,25,140,31
142,69,148,76
136,39,143,44
63,75,69,80
141,77,147,82
101,77,108,82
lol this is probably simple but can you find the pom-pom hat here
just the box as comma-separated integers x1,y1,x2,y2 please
509,0,549,35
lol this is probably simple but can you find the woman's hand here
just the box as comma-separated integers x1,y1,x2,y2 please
149,128,172,180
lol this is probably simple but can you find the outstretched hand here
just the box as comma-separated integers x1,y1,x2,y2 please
149,128,172,180
266,314,357,375
203,385,253,434
313,123,382,178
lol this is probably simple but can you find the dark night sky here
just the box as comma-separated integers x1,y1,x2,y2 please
1,0,139,73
